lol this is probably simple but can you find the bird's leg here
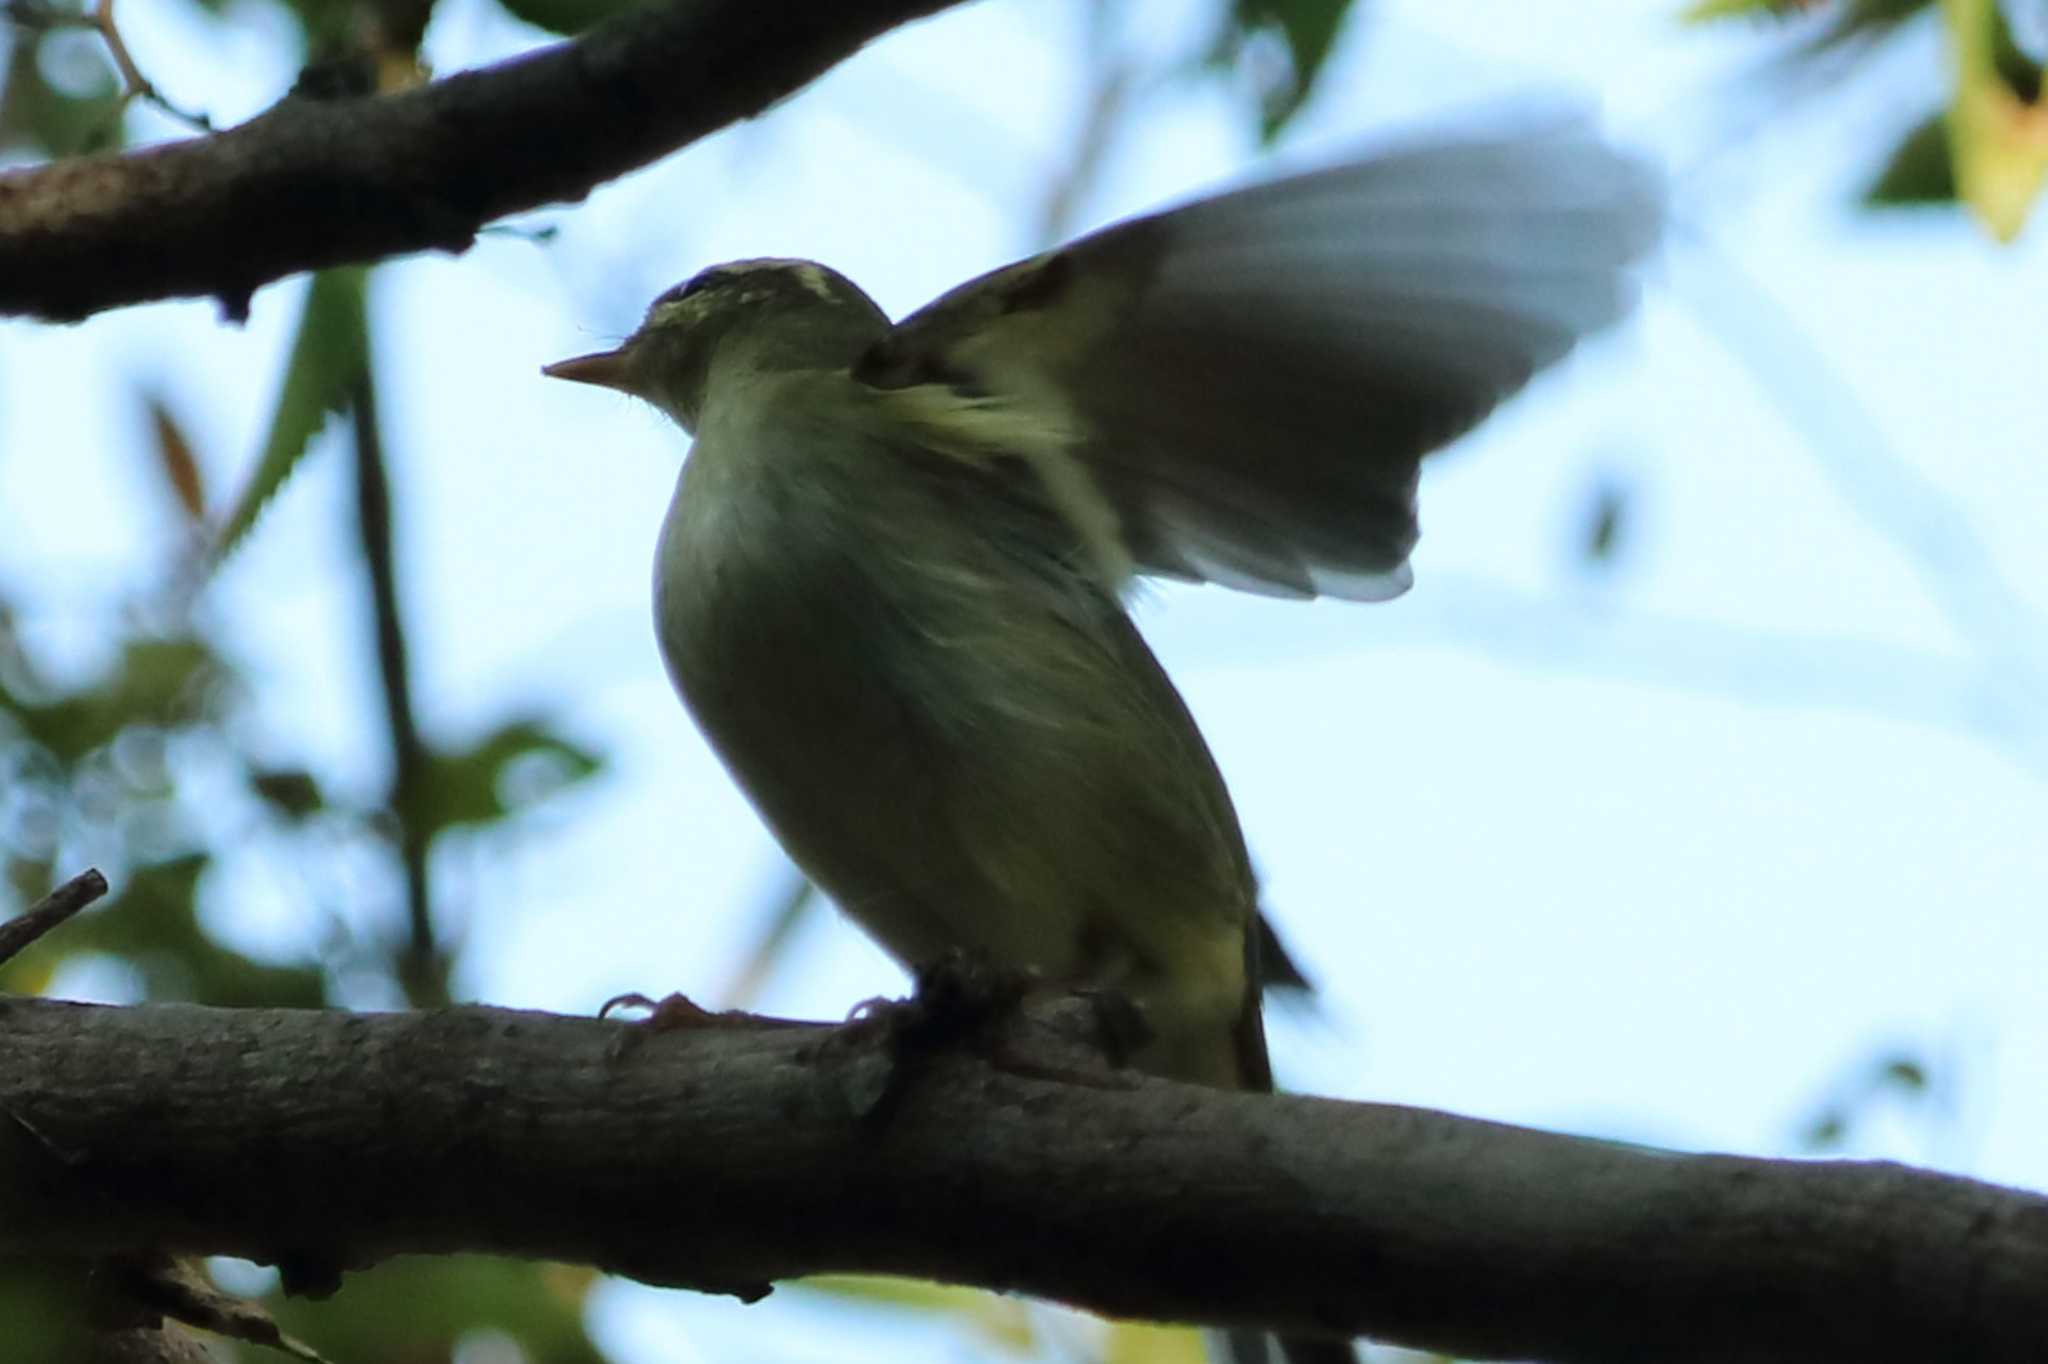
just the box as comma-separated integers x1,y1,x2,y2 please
815,951,1147,1122
829,947,1034,1065
1067,985,1153,1071
809,949,1044,1121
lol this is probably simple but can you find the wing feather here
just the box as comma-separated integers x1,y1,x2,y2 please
858,116,1661,600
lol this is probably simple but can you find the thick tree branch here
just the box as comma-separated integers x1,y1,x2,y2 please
0,993,2041,1362
0,0,967,322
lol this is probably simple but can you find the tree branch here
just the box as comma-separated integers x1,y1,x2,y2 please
0,992,2040,1362
0,0,967,323
0,869,110,966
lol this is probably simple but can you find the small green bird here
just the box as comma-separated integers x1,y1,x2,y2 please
547,119,1657,1362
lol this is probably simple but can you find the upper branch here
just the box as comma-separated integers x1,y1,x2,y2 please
0,0,966,322
0,991,2042,1363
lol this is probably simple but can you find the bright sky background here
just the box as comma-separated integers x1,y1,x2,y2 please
3,2,2045,1361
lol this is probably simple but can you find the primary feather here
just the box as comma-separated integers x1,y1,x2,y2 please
858,118,1660,600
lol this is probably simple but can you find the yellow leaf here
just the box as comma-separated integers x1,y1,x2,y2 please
1102,1319,1214,1364
1942,0,2048,239
799,1276,1040,1352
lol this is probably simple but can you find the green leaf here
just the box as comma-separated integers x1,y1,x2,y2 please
1797,0,1939,57
414,720,603,834
211,267,370,567
1841,0,1942,33
1230,0,1357,141
0,28,122,157
5,857,57,914
109,639,220,723
42,854,330,1008
1865,110,1956,203
0,1264,95,1363
13,638,218,765
266,1258,607,1364
250,768,327,821
1681,0,1799,21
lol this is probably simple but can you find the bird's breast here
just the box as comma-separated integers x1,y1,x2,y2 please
649,394,1255,1079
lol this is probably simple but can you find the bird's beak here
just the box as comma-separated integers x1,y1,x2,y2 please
542,346,635,391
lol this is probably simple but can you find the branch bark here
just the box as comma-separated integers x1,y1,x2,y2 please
0,869,109,966
0,992,2041,1363
0,0,967,323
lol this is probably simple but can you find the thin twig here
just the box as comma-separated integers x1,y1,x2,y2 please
0,868,109,966
347,369,443,1006
3,0,214,131
93,0,212,130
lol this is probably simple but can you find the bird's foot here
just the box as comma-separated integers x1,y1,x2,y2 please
600,990,714,1026
833,949,1034,1060
1069,985,1152,1071
812,950,1035,1119
600,990,761,1060
816,953,1147,1118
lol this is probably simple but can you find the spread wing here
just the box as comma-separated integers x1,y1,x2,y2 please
855,117,1661,601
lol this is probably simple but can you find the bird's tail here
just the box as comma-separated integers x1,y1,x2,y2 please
1225,932,1358,1364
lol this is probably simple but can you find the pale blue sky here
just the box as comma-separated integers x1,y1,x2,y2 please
2,2,2043,1361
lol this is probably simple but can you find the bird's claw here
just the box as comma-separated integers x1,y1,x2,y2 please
600,990,724,1061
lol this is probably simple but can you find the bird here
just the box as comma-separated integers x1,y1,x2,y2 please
545,115,1659,1363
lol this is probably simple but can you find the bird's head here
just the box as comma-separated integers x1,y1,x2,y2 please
543,258,889,432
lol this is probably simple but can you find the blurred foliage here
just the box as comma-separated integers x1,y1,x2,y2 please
0,2,599,1334
1577,477,1633,571
1939,0,2048,237
415,718,603,832
799,1276,1220,1363
0,11,123,156
0,531,603,1362
1211,0,1363,140
0,1261,94,1364
1794,1044,1944,1153
1690,0,2048,237
262,1259,610,1364
213,268,368,565
804,1275,1046,1355
1867,108,1959,201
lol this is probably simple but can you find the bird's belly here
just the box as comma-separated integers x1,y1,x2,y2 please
652,453,1256,1087
655,524,1100,978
